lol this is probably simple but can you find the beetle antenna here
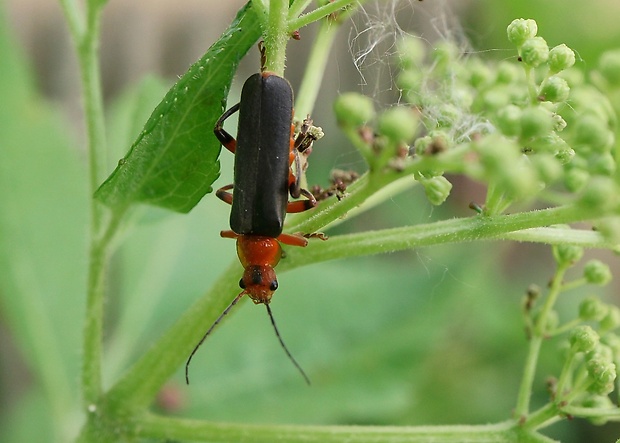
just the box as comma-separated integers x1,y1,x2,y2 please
185,292,245,385
265,303,311,385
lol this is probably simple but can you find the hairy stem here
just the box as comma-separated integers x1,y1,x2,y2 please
262,0,289,75
514,263,568,418
59,0,110,407
136,414,518,443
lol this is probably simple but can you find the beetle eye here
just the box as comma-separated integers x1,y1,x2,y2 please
270,280,278,291
239,278,245,289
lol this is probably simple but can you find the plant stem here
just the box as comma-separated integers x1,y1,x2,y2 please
82,211,124,406
514,263,568,418
288,0,359,32
294,15,340,119
105,260,242,412
136,413,518,443
59,0,110,407
262,0,289,75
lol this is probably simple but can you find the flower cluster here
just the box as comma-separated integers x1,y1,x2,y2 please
334,18,620,218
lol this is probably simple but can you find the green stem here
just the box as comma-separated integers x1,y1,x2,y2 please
499,227,616,249
262,0,289,75
59,0,110,407
294,15,340,119
522,403,562,431
104,260,242,412
514,264,568,418
288,0,359,32
514,335,543,420
82,211,124,405
135,414,518,443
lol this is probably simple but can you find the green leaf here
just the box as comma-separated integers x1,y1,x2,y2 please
95,1,262,213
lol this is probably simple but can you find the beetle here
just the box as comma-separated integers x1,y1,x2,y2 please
185,72,319,384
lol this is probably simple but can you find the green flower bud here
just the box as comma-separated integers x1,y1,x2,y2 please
586,354,616,395
378,107,418,143
520,107,553,139
583,260,612,285
598,49,620,87
579,296,609,322
570,325,600,353
480,87,511,111
601,333,620,357
496,104,522,136
552,114,567,132
548,44,576,73
334,93,375,128
589,153,616,176
507,18,538,47
468,60,493,87
600,306,620,332
539,76,570,102
552,243,584,266
419,175,452,205
396,36,426,70
574,114,612,153
555,147,575,165
520,37,549,68
432,41,459,67
563,167,589,192
397,69,423,93
596,217,620,244
532,153,562,184
578,177,618,212
496,61,521,84
415,133,450,156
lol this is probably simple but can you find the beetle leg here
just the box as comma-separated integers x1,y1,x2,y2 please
220,230,239,239
214,103,240,154
286,188,317,213
277,232,308,247
216,184,234,205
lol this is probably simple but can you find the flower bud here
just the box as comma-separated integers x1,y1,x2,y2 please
520,107,553,139
397,36,426,69
532,153,562,184
579,296,608,322
548,44,576,73
578,177,618,212
496,104,522,136
420,175,453,206
570,325,600,353
334,93,375,128
563,167,589,192
539,76,570,102
520,37,549,68
555,147,575,165
600,306,620,332
590,153,616,176
574,114,613,153
586,354,616,395
598,49,620,87
397,69,423,93
378,107,418,143
496,61,521,84
507,19,538,47
583,260,612,285
468,60,493,87
552,243,583,266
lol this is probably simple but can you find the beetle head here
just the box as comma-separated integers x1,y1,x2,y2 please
239,264,278,304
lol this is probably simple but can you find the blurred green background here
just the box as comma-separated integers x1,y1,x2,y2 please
1,1,620,442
